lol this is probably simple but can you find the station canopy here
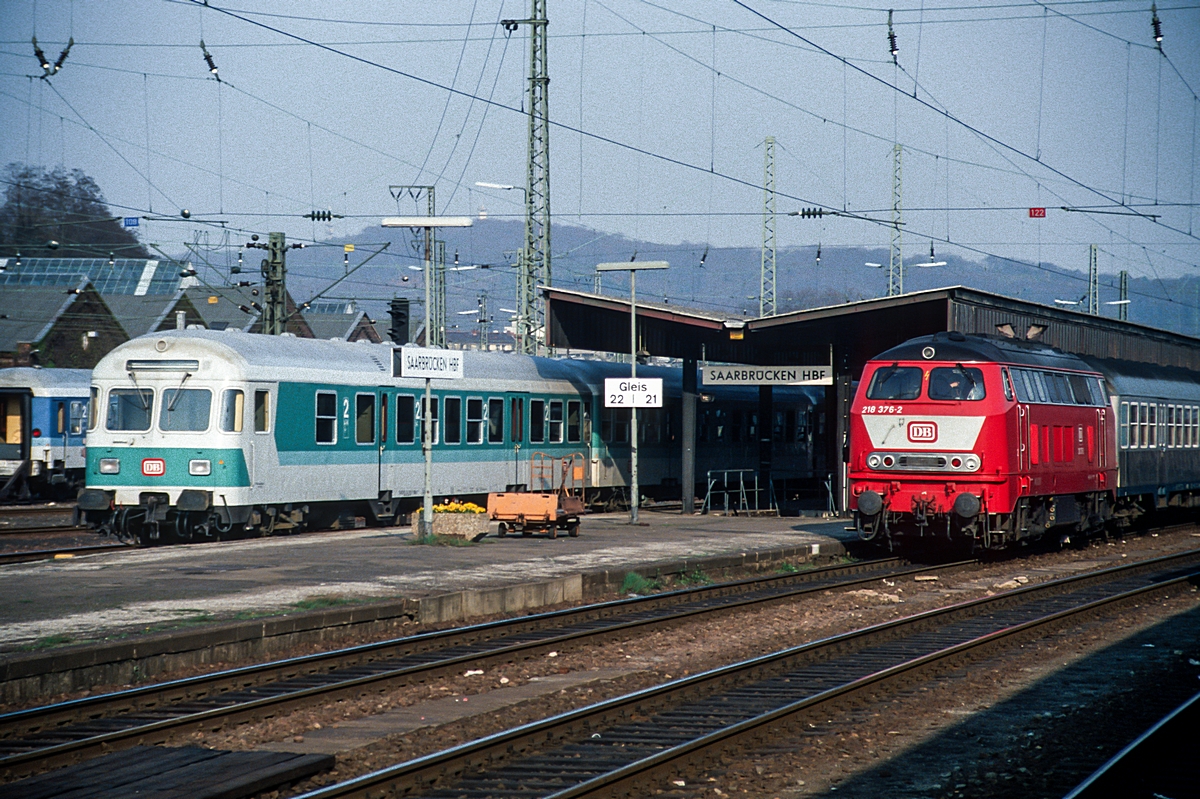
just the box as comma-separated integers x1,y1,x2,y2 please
545,285,1200,376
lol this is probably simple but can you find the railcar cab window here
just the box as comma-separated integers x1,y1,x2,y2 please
928,366,985,401
220,389,244,432
255,390,270,433
315,391,337,445
107,388,154,431
866,365,922,401
160,389,211,432
88,387,100,431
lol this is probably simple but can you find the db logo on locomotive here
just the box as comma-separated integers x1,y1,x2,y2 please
907,422,938,442
141,458,166,476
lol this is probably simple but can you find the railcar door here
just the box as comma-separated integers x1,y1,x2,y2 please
248,384,273,494
508,392,528,490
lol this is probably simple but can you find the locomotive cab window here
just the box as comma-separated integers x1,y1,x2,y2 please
866,365,922,401
928,367,985,401
220,389,244,433
355,394,375,444
316,391,337,445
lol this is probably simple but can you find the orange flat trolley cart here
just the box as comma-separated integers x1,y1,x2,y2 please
487,457,585,538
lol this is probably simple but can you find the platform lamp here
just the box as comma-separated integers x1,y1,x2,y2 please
382,215,473,534
595,260,669,524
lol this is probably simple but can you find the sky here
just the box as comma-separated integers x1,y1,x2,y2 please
1,0,1198,309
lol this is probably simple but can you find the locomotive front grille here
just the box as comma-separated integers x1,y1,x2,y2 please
899,455,945,469
866,451,980,473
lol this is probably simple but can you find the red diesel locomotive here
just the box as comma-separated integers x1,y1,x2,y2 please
850,332,1117,549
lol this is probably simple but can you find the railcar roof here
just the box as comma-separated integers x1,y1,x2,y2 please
869,332,1095,372
0,367,92,392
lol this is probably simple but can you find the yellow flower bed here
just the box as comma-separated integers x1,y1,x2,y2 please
418,501,486,514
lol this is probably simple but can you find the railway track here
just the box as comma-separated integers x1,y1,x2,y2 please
283,548,1200,799
0,543,129,565
0,524,90,537
0,556,966,780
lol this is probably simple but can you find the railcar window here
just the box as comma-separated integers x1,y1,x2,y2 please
466,398,484,444
1067,374,1096,405
488,398,504,444
866,365,922,401
601,407,630,444
69,401,86,435
56,402,65,434
1001,368,1014,401
928,367,985,401
220,389,244,432
1147,404,1156,447
640,408,661,444
548,400,564,443
355,394,375,444
1030,371,1050,403
421,396,440,445
1119,403,1129,449
88,387,99,431
567,400,582,443
160,389,211,432
396,395,415,444
108,388,154,432
316,391,337,444
510,397,523,444
529,399,545,443
255,390,270,433
444,396,462,444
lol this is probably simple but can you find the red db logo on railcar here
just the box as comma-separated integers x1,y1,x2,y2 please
908,422,938,442
142,458,166,476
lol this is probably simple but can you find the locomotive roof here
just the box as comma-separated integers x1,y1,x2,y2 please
869,332,1096,372
0,367,92,393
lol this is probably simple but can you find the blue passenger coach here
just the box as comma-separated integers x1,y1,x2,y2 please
0,367,90,500
78,331,818,544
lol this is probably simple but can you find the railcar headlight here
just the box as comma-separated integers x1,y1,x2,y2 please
965,455,980,471
189,459,211,476
99,458,120,474
867,453,882,469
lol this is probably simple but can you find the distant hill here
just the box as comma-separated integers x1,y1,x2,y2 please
189,218,1200,340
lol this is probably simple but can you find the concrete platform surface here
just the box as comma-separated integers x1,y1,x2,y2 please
0,511,852,652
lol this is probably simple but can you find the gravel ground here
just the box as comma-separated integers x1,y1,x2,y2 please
133,528,1200,798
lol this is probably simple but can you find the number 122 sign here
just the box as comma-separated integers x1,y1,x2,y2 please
604,377,663,408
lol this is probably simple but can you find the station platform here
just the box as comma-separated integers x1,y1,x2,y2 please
0,511,855,703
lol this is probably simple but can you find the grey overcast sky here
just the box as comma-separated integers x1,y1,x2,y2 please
2,0,1198,289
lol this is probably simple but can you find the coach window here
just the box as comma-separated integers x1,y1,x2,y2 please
602,407,630,444
355,394,375,444
160,389,211,432
1119,403,1129,449
420,396,440,445
396,395,415,444
510,397,524,444
548,400,564,443
219,389,244,433
529,399,545,443
566,400,582,443
56,402,65,435
316,391,337,444
488,398,505,444
255,390,270,433
444,396,462,444
466,398,484,444
866,365,922,401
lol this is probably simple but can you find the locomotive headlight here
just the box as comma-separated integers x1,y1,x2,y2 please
189,459,211,476
867,454,882,469
965,455,980,471
99,458,120,474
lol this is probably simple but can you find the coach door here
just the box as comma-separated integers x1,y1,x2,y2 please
509,393,528,490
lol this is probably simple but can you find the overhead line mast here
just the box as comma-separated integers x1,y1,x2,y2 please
503,0,550,355
761,136,777,318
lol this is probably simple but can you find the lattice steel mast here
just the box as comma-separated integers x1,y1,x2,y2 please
888,144,904,297
504,0,550,354
1087,244,1099,316
761,136,777,317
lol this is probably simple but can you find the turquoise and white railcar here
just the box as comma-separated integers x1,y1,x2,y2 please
77,331,818,544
